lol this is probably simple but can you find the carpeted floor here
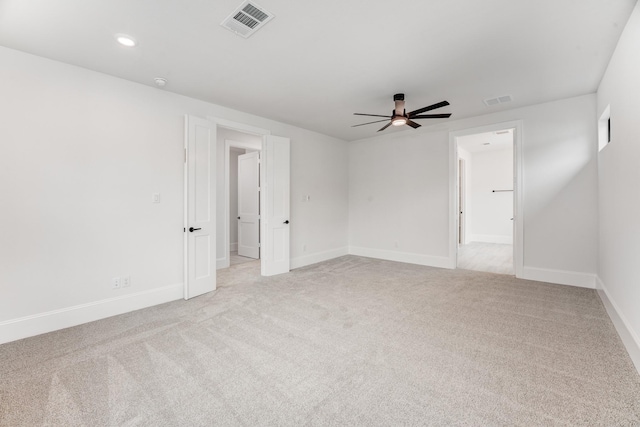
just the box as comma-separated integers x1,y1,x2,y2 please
457,242,514,275
1,255,639,426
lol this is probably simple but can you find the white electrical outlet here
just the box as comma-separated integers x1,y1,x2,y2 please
122,276,131,288
152,193,161,203
112,277,121,289
303,244,307,252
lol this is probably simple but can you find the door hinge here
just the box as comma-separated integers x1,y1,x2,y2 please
183,227,186,232
258,243,261,248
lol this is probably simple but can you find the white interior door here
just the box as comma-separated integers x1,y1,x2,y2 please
261,135,290,276
184,115,216,299
237,151,260,259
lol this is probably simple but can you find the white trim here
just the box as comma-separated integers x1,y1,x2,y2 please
0,283,183,345
183,115,189,300
230,242,238,252
209,117,271,137
348,246,451,269
596,276,640,374
521,266,596,289
216,257,230,269
291,247,349,270
449,120,524,276
224,139,262,269
468,234,513,244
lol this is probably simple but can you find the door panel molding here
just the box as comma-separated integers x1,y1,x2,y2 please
238,151,260,259
184,115,217,299
261,135,291,276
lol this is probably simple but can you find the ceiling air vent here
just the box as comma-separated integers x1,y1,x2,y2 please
221,1,274,38
483,95,513,107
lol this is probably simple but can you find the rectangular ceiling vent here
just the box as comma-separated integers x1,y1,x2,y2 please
483,95,513,107
221,1,274,38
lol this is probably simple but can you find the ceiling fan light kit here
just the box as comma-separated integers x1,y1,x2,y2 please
353,93,452,132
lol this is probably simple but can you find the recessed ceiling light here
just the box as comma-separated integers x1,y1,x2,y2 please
154,77,167,87
116,34,137,47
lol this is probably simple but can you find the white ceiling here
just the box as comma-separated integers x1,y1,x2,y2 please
0,0,636,141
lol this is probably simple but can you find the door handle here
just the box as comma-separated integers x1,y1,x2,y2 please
189,227,201,232
237,216,241,220
283,220,289,224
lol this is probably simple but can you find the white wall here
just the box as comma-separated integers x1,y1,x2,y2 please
596,2,640,370
0,46,348,343
349,94,598,284
468,148,513,244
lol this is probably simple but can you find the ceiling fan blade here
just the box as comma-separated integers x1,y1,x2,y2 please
406,119,421,129
411,113,452,119
377,122,392,132
354,113,392,118
408,100,450,117
351,119,390,128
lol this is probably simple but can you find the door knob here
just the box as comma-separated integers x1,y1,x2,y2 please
189,227,201,232
237,216,241,220
283,220,289,224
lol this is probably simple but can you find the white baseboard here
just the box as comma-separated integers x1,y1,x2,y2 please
521,266,596,289
217,257,230,269
348,246,452,269
596,276,640,375
230,242,238,252
0,283,183,345
469,234,513,244
291,246,349,270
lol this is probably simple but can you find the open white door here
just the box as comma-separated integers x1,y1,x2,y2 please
237,151,260,259
261,135,290,276
184,115,216,299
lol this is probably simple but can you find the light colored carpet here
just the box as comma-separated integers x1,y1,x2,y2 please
1,256,639,426
230,251,258,266
458,242,514,275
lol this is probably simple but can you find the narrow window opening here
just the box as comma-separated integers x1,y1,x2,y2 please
598,105,611,152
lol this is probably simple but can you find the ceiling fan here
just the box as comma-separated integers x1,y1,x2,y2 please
352,93,451,132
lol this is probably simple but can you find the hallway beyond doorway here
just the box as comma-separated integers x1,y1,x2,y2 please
457,242,514,275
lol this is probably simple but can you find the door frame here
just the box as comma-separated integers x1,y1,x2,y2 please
458,157,466,245
212,118,270,275
224,138,262,268
185,116,280,298
448,120,524,277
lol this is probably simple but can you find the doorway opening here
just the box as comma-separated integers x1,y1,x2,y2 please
450,121,523,277
184,116,291,300
221,129,262,269
230,146,261,266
